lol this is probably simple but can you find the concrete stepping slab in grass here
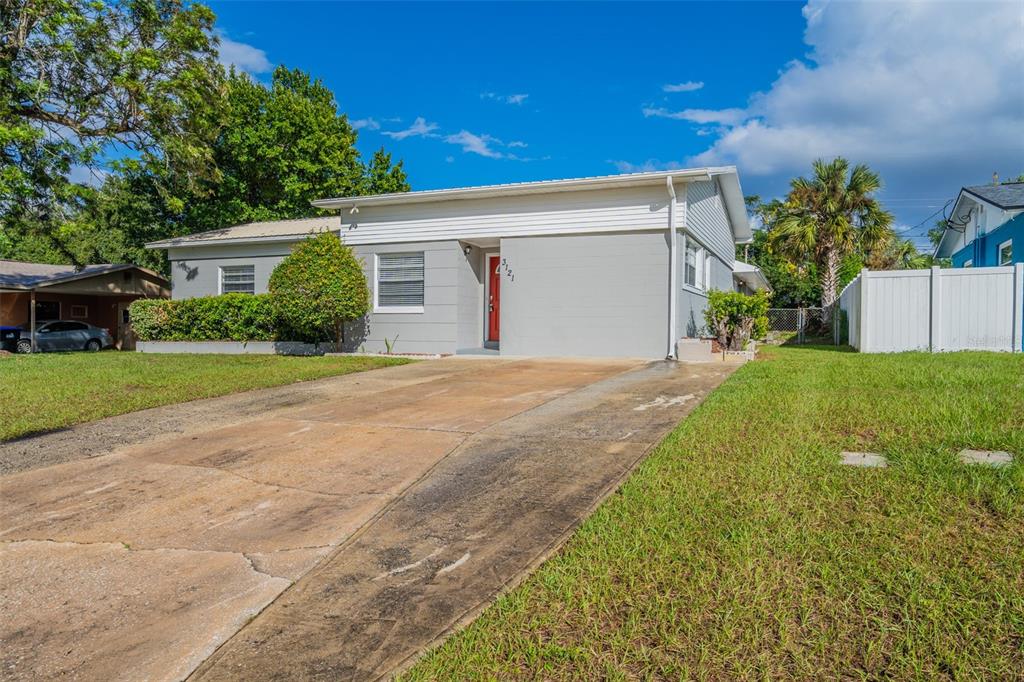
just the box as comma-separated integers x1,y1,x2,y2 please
958,449,1014,467
839,451,888,468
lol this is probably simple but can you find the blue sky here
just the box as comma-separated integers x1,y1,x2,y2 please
210,1,1024,248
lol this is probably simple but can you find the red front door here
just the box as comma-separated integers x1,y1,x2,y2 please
487,255,500,342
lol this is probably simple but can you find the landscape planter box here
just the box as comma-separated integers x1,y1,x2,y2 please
136,341,338,356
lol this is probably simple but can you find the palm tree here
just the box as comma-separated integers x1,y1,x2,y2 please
866,235,929,270
770,158,893,319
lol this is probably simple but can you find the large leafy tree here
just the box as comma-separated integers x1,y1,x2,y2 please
186,66,371,229
361,148,409,196
81,66,410,270
769,158,893,316
1,0,223,263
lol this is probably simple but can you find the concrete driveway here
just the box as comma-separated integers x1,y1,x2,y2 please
0,357,737,681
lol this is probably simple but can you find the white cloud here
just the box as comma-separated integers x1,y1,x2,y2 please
381,117,440,140
445,130,506,159
481,92,530,105
216,31,272,74
643,106,747,125
680,0,1024,227
608,159,690,174
351,117,380,131
443,131,538,161
376,116,535,161
663,81,704,93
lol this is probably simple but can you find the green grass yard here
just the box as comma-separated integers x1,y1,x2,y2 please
403,346,1024,680
0,352,408,441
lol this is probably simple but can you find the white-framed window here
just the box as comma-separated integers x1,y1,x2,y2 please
683,235,710,292
220,264,255,294
998,239,1013,266
375,252,425,313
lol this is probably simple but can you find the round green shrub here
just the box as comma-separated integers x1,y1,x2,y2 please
268,231,370,344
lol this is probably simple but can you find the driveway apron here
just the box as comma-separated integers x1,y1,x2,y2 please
0,357,737,681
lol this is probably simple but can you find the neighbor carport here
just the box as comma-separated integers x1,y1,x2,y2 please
0,260,169,350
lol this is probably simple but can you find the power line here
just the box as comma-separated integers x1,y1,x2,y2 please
892,200,952,236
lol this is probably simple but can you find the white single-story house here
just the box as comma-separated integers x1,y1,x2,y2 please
147,167,765,358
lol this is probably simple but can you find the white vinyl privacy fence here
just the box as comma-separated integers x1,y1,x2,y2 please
839,264,1024,353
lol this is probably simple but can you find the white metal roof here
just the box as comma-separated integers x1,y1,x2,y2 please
732,260,772,291
312,167,736,209
146,216,340,249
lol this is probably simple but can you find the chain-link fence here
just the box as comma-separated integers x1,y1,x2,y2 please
767,307,841,344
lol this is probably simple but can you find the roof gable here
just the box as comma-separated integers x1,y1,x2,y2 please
0,260,164,290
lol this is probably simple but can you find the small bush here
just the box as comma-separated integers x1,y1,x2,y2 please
129,294,277,342
269,232,370,343
704,290,770,350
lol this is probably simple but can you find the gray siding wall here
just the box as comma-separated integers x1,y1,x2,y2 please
345,240,462,354
166,242,297,299
499,231,670,358
456,244,485,351
677,250,734,338
687,180,736,266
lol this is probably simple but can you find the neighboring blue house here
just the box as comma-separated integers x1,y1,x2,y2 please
934,182,1023,267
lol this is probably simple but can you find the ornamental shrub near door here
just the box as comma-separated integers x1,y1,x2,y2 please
268,231,370,344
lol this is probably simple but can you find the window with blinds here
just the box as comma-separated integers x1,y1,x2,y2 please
377,252,425,309
221,265,255,294
683,237,707,291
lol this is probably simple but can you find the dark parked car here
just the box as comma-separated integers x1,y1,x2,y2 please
15,320,114,353
1,326,21,352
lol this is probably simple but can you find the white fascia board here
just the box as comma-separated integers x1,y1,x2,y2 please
934,189,981,258
715,173,752,243
145,233,312,250
312,167,733,210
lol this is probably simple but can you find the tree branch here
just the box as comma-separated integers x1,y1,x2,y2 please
12,105,135,138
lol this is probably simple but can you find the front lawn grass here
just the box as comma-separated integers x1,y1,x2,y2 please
0,352,409,441
403,346,1024,680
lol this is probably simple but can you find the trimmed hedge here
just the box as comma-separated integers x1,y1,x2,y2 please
130,294,278,342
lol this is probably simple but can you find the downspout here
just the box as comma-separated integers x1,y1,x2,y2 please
30,289,36,352
666,176,678,359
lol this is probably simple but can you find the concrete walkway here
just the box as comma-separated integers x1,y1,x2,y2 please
0,357,737,681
